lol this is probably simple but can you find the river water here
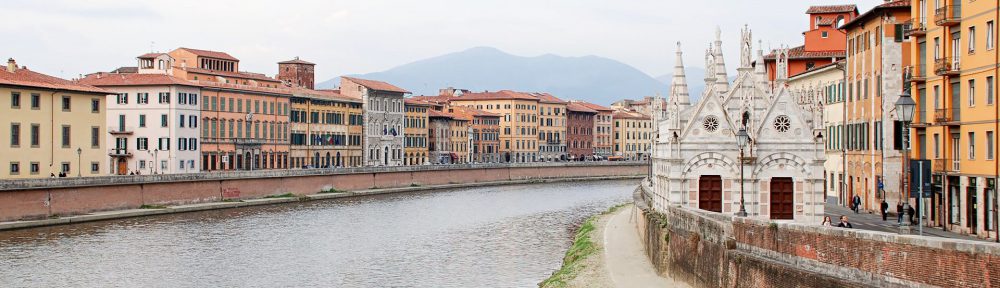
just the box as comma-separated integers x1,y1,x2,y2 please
0,179,637,288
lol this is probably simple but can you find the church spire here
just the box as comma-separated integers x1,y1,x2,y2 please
755,40,769,91
713,26,730,94
670,42,691,106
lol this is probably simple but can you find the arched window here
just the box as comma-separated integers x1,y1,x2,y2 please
815,16,822,29
836,15,845,27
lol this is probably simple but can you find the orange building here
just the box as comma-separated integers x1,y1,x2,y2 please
451,106,501,163
167,48,291,171
764,5,859,80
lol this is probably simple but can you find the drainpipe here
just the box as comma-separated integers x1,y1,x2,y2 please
995,0,999,242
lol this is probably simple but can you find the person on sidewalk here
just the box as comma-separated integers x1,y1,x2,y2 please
821,216,834,227
852,195,861,214
880,199,889,221
896,202,904,224
837,215,853,228
908,205,916,224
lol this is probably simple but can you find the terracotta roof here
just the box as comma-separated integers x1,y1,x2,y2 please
532,92,566,104
278,58,315,65
451,105,500,118
404,98,434,106
110,66,138,74
175,47,238,61
566,102,598,113
195,81,292,96
806,4,857,14
449,90,540,101
179,67,280,83
409,95,454,104
572,101,614,112
789,60,843,78
816,18,836,26
0,65,111,94
840,0,910,29
428,109,453,118
341,76,410,94
138,53,167,59
77,73,198,87
290,87,360,103
612,110,650,120
765,45,845,60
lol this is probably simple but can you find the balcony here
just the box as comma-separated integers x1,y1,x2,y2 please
934,5,961,26
908,65,927,82
108,148,132,157
932,158,960,173
108,126,135,135
933,57,960,76
904,18,927,37
934,108,960,123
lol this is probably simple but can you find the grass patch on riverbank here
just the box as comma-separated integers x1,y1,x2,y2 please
539,203,628,288
262,193,296,199
139,204,167,209
319,188,344,194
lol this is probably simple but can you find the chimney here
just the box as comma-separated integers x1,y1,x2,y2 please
6,58,16,73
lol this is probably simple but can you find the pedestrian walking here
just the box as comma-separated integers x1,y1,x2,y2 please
852,195,861,214
880,199,889,221
896,202,904,224
837,215,853,228
908,205,916,224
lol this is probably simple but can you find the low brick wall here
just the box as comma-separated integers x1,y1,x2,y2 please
634,183,1000,288
0,162,646,222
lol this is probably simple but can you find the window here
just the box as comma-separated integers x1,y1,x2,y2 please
179,114,185,128
117,93,128,104
61,125,71,147
11,92,20,108
61,162,69,174
970,132,976,160
30,162,39,174
178,138,187,151
970,26,977,54
91,162,99,173
989,76,995,105
988,21,995,50
189,138,197,150
91,99,100,113
139,114,146,127
30,124,39,147
190,116,198,128
137,137,148,150
159,92,170,104
91,127,99,148
61,96,71,111
161,114,168,127
10,162,19,175
988,131,995,160
138,93,148,104
934,133,940,158
158,137,170,150
10,123,20,147
821,31,828,38
189,93,197,105
970,79,977,106
179,93,187,105
30,94,39,109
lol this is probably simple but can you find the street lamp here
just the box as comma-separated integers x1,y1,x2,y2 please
76,147,82,177
896,89,916,232
735,127,750,217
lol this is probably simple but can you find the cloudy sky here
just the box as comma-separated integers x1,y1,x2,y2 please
4,0,884,81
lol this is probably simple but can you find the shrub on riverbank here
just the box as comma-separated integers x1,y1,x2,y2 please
539,203,627,288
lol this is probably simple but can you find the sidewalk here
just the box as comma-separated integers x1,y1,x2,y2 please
824,201,988,242
602,204,690,288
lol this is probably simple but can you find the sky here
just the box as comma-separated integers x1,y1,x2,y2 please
3,0,886,82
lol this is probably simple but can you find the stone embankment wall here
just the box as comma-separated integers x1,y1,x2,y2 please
0,162,646,222
634,182,1000,288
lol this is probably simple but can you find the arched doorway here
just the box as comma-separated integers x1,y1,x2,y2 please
245,152,252,170
770,177,794,220
325,152,331,168
383,147,389,166
314,152,320,168
698,175,722,213
336,152,342,167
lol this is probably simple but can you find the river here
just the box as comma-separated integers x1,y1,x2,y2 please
0,179,638,288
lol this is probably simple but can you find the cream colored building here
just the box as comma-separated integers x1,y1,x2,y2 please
1,59,111,178
612,109,652,160
787,62,846,202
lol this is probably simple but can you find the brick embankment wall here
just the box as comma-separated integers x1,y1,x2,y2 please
0,162,645,222
634,183,1000,288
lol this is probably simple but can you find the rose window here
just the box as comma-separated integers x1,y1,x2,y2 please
773,115,791,133
703,116,719,133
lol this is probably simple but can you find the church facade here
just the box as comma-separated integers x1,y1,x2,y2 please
651,26,826,223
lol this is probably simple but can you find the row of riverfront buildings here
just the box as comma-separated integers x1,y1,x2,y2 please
0,48,658,179
650,1,1000,240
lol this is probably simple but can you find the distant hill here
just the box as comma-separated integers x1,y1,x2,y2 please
317,47,666,106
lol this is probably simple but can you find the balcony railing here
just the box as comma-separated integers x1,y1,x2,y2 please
935,5,961,26
934,108,961,123
934,57,960,76
932,158,960,173
908,65,927,82
108,126,135,135
904,18,927,36
108,148,132,157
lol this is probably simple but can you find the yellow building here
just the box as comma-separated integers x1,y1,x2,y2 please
448,90,539,163
612,110,652,160
288,88,363,168
1,59,111,178
534,93,567,161
907,0,999,237
841,1,911,213
404,98,430,165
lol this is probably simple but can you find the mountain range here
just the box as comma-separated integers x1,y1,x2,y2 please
318,47,712,106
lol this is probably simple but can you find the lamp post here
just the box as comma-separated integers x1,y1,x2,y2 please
76,147,82,177
736,127,750,217
153,149,159,174
896,89,916,233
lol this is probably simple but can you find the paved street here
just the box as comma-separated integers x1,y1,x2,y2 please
824,200,988,242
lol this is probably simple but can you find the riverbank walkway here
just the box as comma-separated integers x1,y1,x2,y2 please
602,204,690,288
824,200,989,242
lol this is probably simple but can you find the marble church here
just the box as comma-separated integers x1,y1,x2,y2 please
651,26,826,223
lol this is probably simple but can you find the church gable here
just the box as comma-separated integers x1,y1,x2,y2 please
753,85,815,142
679,90,737,142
